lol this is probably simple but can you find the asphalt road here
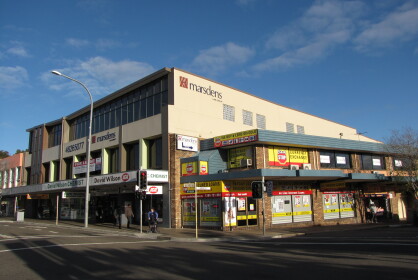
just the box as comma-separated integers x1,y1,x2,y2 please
1,221,417,280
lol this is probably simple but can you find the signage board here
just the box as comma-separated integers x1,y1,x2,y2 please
177,135,198,152
73,157,102,175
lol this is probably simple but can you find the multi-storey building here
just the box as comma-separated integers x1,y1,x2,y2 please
0,67,409,228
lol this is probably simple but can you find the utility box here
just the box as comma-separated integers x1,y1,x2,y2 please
16,210,25,222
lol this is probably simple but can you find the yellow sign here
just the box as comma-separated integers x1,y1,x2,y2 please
180,181,224,195
214,129,258,147
268,146,309,167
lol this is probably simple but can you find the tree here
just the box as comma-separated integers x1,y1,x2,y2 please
385,127,418,199
15,149,27,154
0,150,10,159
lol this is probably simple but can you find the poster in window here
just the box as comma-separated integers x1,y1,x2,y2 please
372,158,381,166
276,198,285,212
249,203,255,211
331,194,338,205
324,195,330,206
336,156,346,165
237,198,246,211
294,196,301,208
303,196,310,207
224,197,237,227
320,155,331,164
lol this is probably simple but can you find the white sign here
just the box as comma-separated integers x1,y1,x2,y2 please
177,135,198,152
336,156,346,165
196,187,211,191
320,155,330,164
372,158,381,166
73,158,102,175
147,170,169,182
147,185,163,195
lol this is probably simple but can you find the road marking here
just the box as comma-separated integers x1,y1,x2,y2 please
0,234,135,242
249,241,418,246
0,234,12,238
49,231,59,234
0,240,164,253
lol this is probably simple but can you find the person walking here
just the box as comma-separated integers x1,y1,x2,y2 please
147,208,159,233
125,204,134,228
114,206,121,229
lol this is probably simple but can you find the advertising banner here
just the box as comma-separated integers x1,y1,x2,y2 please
177,135,198,152
268,146,309,167
73,158,102,175
214,129,258,147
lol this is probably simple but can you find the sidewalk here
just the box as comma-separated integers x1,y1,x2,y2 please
1,217,395,242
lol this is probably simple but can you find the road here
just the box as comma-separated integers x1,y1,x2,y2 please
1,221,417,280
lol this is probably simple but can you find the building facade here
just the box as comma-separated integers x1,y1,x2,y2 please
1,67,408,229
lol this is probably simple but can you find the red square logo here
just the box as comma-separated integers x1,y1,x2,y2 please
180,76,188,88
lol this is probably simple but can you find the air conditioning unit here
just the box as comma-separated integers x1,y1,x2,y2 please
290,164,300,170
241,158,253,167
303,163,312,170
372,171,380,174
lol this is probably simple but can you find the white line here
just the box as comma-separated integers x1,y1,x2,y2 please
0,234,128,242
0,240,164,253
251,241,418,246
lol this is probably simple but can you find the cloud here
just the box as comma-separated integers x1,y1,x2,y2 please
354,1,418,52
0,41,30,58
190,42,254,75
66,38,90,48
255,0,364,72
0,66,29,90
44,56,155,97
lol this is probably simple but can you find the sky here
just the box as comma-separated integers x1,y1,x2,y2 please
1,0,418,155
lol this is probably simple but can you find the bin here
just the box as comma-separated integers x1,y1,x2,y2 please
16,210,25,222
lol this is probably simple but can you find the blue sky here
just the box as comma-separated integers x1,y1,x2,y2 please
1,0,418,154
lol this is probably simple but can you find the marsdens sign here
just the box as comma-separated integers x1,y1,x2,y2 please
179,76,223,101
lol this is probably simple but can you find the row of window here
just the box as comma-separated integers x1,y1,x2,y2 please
44,76,169,147
223,104,266,129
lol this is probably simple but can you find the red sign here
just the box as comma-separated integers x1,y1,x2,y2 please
148,186,159,194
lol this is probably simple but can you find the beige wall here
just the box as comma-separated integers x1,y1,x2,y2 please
169,68,381,143
42,145,60,163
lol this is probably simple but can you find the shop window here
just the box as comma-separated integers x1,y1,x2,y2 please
228,147,253,169
361,154,385,170
319,150,351,169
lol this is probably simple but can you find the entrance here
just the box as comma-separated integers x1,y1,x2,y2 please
236,197,258,226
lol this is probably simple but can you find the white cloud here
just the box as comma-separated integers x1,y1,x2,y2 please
354,1,418,52
6,46,29,57
255,0,365,72
190,42,254,75
44,56,155,97
0,66,29,90
66,38,90,48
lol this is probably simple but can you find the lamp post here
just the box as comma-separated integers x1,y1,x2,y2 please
52,70,93,228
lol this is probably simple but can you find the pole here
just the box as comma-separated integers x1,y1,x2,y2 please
51,71,93,228
262,176,266,236
140,198,143,233
195,182,198,239
56,194,59,225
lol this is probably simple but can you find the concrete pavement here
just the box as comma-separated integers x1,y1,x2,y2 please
0,216,401,242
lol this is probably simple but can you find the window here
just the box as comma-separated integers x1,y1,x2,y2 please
148,138,162,170
242,110,253,126
47,124,62,148
319,150,351,169
286,122,295,133
223,104,235,122
297,125,305,134
360,154,385,170
126,142,140,171
107,148,120,173
256,114,266,129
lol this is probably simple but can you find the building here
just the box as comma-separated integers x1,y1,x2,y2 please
0,67,408,228
0,152,26,216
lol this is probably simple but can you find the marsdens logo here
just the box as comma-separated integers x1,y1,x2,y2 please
180,76,188,88
179,76,223,100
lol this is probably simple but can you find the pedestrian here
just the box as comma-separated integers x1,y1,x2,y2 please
370,202,377,223
125,204,134,228
147,208,159,233
114,206,121,229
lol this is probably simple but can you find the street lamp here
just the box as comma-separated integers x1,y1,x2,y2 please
52,70,93,228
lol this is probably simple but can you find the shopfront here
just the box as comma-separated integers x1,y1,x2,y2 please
271,184,313,224
180,180,258,229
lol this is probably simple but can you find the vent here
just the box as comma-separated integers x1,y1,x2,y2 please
241,159,253,167
303,163,312,170
290,164,299,170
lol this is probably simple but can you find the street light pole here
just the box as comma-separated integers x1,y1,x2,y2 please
52,70,93,228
